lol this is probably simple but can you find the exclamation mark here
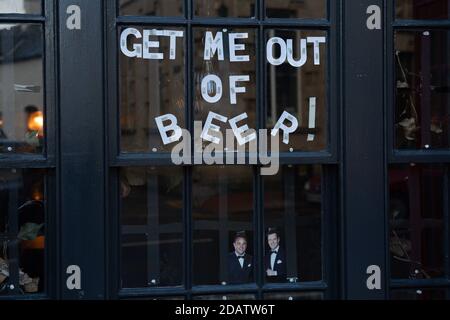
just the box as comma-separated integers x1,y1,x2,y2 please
307,97,317,142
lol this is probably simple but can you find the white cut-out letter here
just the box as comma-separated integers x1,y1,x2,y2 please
307,37,326,65
201,75,223,103
267,37,287,66
229,33,250,62
229,113,257,146
229,75,250,105
165,30,184,60
143,29,164,60
204,31,224,61
155,114,183,145
287,39,307,68
271,111,299,145
120,28,143,58
201,112,228,144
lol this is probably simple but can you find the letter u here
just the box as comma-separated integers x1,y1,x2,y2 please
287,39,307,68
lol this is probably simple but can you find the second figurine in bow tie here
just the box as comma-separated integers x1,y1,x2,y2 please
226,231,253,285
265,228,287,283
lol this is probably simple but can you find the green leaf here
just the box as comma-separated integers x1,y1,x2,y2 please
18,223,44,241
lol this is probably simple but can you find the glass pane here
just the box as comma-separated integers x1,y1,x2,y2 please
389,164,445,279
395,30,450,150
396,0,450,20
120,167,183,288
194,294,256,300
119,26,185,153
0,169,46,295
266,29,328,152
0,24,44,154
264,165,322,283
391,289,448,300
266,0,327,19
194,27,257,149
0,0,41,14
194,0,256,18
118,0,183,16
264,292,323,300
193,166,254,286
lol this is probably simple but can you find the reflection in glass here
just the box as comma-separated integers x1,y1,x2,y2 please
266,30,327,152
194,294,256,300
119,26,185,153
121,167,183,288
193,166,254,286
391,289,447,300
0,24,44,154
396,0,449,20
389,164,445,279
264,165,322,283
0,169,46,295
0,0,41,14
395,30,450,149
266,0,327,19
194,28,256,150
264,292,323,300
118,0,183,16
194,0,256,18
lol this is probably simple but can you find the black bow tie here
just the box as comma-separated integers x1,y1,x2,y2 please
271,251,277,254
238,256,245,260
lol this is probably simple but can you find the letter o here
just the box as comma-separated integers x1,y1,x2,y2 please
201,75,223,103
267,37,287,66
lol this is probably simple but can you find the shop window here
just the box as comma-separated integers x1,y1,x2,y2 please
266,0,327,19
118,0,183,17
0,0,41,15
396,0,449,20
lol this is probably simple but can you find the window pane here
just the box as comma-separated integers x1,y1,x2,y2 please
193,166,254,286
0,169,46,295
266,30,328,152
0,0,41,14
264,292,323,300
266,0,327,19
194,0,256,18
391,288,448,300
395,30,450,150
119,26,185,153
118,0,183,16
0,24,44,154
264,165,322,283
194,27,256,149
120,167,183,288
396,0,449,20
389,164,445,279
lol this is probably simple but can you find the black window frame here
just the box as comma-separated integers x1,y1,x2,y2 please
0,0,57,300
106,0,341,300
386,0,450,299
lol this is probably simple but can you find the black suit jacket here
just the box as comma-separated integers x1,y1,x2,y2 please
264,247,287,282
226,253,253,285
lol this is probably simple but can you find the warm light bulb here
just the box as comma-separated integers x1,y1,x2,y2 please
28,111,44,131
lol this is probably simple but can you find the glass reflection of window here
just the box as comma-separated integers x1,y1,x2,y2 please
266,0,327,19
0,24,44,154
192,166,254,286
395,30,450,150
118,0,183,17
396,0,450,20
391,288,448,300
0,0,42,15
264,165,322,283
194,0,256,18
0,169,46,295
389,164,445,280
120,167,184,288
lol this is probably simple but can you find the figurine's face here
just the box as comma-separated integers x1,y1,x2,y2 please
268,233,280,250
234,237,247,255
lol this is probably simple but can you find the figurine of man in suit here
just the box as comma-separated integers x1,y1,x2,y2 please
265,228,287,282
226,231,253,284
